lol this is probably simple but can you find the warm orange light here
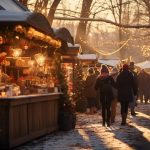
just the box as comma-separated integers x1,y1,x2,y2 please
34,53,46,66
28,60,35,67
12,48,22,57
0,36,3,44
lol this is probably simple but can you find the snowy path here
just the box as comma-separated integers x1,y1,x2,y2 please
15,103,150,150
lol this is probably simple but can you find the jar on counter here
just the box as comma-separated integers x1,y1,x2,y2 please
6,85,13,97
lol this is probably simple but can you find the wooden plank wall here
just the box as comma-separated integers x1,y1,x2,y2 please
0,94,59,149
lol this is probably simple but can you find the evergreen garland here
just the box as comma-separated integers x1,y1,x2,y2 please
52,52,71,110
74,61,87,112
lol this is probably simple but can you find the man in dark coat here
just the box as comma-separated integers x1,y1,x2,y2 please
95,65,115,127
116,64,137,125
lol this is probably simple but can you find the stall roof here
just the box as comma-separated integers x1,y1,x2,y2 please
77,54,97,60
135,60,150,69
0,0,54,36
98,59,120,67
60,43,81,59
53,28,74,45
0,10,54,36
0,0,28,12
67,43,81,54
0,0,74,48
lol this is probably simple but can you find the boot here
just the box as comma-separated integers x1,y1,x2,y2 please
102,118,106,126
121,113,127,125
107,118,110,127
107,121,110,127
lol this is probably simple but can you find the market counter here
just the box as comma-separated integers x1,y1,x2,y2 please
0,93,61,149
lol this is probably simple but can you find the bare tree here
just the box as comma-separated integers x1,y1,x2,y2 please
25,0,150,59
48,0,61,25
75,0,93,51
140,0,150,24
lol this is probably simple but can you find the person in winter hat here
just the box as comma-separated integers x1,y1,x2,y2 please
95,65,115,127
85,68,97,114
116,64,137,125
110,67,119,123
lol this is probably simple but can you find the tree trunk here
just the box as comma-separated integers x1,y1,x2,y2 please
75,0,93,52
48,0,61,25
118,0,124,59
19,0,28,6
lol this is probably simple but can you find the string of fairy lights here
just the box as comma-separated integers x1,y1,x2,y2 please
80,36,131,56
96,35,150,46
80,26,150,57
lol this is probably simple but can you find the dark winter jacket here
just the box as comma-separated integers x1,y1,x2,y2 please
95,74,115,103
85,74,97,98
116,70,137,102
130,70,138,97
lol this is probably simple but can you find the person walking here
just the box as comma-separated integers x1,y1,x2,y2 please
110,67,118,123
129,62,138,116
85,68,97,114
94,67,101,110
137,70,146,103
95,65,115,127
116,64,137,125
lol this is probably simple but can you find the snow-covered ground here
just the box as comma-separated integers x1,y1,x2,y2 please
15,103,150,150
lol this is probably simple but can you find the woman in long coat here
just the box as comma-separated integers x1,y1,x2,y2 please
116,64,137,125
85,68,97,114
95,65,115,127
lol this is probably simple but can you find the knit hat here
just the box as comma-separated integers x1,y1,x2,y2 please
129,62,135,70
101,65,109,74
88,67,94,74
123,64,129,70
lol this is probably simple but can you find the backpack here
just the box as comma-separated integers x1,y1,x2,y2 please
101,77,112,93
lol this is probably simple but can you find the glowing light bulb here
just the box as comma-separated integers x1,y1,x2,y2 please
34,53,46,66
12,48,22,57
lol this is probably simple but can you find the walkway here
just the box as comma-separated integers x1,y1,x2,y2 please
15,103,150,150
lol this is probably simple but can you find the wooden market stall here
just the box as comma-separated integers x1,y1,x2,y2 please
0,93,59,149
77,54,98,79
0,0,72,149
61,44,81,96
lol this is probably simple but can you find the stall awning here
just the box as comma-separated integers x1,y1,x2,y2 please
53,28,74,45
0,10,54,36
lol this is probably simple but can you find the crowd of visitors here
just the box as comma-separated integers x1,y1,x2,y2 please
84,62,150,127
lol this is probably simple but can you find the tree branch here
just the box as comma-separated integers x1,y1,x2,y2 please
54,16,150,28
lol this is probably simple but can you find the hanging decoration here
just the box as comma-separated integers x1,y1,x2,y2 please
15,25,61,48
80,36,131,56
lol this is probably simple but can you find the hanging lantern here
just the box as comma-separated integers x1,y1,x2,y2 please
12,48,22,58
14,25,24,33
34,53,46,66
